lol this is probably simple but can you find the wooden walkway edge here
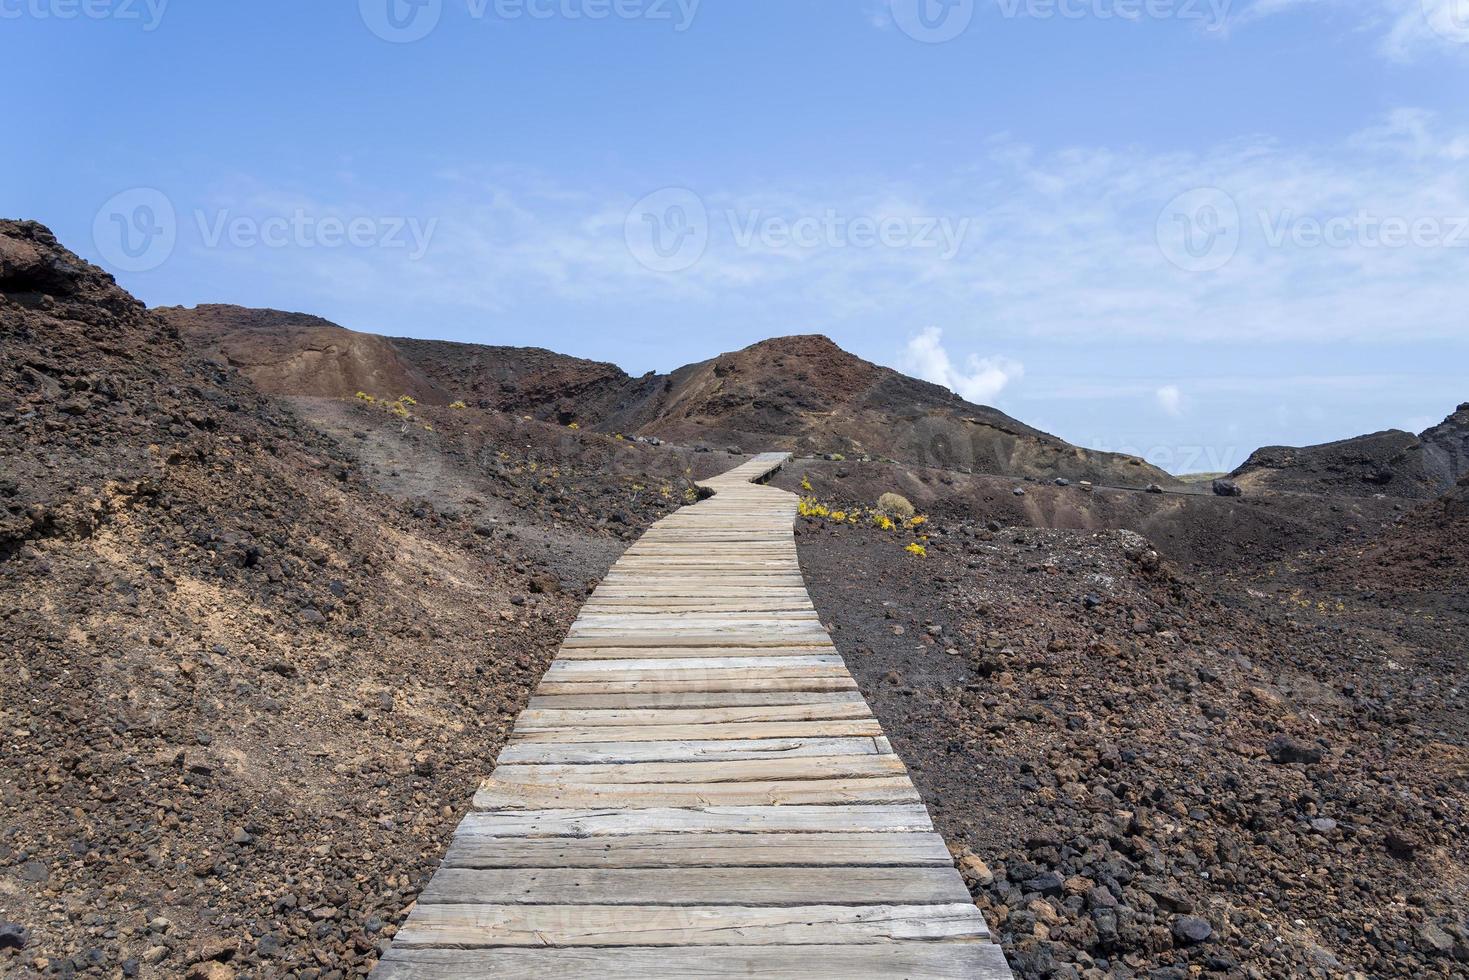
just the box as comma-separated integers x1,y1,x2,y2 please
373,454,1013,978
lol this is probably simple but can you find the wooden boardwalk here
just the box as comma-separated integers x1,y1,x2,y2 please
374,454,1012,978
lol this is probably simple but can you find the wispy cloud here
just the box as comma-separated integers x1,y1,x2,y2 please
897,327,1024,404
1230,0,1469,61
1156,384,1184,417
155,108,1469,356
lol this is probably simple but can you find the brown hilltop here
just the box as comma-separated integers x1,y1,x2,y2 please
160,308,1176,488
156,303,449,403
597,334,1173,486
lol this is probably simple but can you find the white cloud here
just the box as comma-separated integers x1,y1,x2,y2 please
164,108,1469,356
898,327,1024,404
1231,0,1469,62
1156,384,1184,417
863,0,893,30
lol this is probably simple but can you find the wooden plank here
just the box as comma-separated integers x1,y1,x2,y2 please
526,691,866,709
419,866,972,906
514,703,874,728
533,677,859,696
472,776,920,809
507,721,886,743
561,636,832,649
497,736,881,764
375,943,1014,980
441,831,956,869
455,804,940,837
543,657,844,674
492,754,907,785
536,668,855,686
556,646,838,661
390,902,989,948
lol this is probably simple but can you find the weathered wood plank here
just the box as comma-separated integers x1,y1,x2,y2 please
515,703,874,729
472,776,921,809
543,657,845,674
441,831,956,869
560,635,833,649
507,721,887,743
527,691,866,709
497,736,881,764
390,902,989,948
533,676,859,696
419,866,972,906
491,754,906,785
555,646,838,661
455,804,940,836
375,943,1014,980
535,669,856,688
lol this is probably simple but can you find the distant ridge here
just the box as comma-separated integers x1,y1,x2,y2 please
158,305,1177,488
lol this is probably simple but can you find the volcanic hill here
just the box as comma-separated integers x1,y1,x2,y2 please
158,305,1177,488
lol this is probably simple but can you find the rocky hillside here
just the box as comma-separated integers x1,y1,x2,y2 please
161,304,451,404
159,306,1177,488
598,335,1177,488
1420,403,1469,491
794,497,1469,978
1229,406,1469,500
0,222,702,977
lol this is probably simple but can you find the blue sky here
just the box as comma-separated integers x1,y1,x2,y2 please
3,0,1467,473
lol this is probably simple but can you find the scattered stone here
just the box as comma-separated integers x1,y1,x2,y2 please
957,851,994,886
1173,916,1214,945
16,860,48,883
0,921,29,950
1266,734,1324,765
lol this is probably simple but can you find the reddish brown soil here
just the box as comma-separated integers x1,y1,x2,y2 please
794,491,1468,979
0,223,706,979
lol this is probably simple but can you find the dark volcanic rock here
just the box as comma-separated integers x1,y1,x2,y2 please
1172,916,1214,945
1266,734,1324,765
795,503,1469,979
